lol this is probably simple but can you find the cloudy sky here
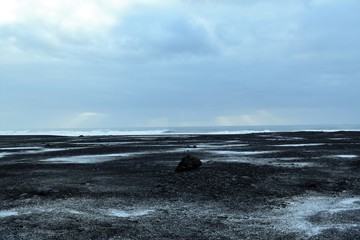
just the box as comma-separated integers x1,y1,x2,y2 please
0,0,359,129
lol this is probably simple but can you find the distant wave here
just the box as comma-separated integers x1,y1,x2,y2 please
0,125,359,136
206,130,273,135
0,129,172,136
0,128,272,136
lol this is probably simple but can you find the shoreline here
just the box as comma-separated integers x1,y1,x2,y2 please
1,131,360,239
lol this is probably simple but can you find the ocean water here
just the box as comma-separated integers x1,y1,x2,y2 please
0,124,359,136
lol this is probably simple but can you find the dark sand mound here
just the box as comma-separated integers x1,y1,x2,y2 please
1,131,360,239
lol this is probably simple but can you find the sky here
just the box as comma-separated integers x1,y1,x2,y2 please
0,0,359,129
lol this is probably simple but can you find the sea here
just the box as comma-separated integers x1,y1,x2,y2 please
0,124,359,136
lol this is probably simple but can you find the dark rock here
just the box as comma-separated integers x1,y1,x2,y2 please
175,154,202,172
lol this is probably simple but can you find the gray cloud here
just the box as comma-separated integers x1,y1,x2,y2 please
113,16,219,59
1,0,359,129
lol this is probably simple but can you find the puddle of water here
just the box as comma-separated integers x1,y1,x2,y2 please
0,147,43,151
272,158,315,167
108,209,154,218
210,150,276,156
275,195,360,236
333,155,357,159
221,144,249,148
280,162,314,167
328,198,360,213
276,157,301,161
210,157,314,168
273,143,324,147
0,147,42,158
72,142,139,146
66,209,83,215
0,210,19,218
0,206,84,217
172,148,198,153
266,137,304,141
0,147,81,159
40,153,134,164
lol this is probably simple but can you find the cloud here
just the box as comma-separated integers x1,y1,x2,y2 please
0,0,305,63
0,0,125,27
59,112,107,128
0,0,221,63
0,0,359,129
0,0,137,63
215,111,284,126
149,18,219,57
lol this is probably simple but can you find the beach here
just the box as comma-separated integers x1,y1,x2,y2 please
1,131,360,239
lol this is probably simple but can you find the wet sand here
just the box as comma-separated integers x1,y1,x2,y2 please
1,131,360,239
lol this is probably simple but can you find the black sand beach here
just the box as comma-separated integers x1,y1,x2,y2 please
1,131,360,239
